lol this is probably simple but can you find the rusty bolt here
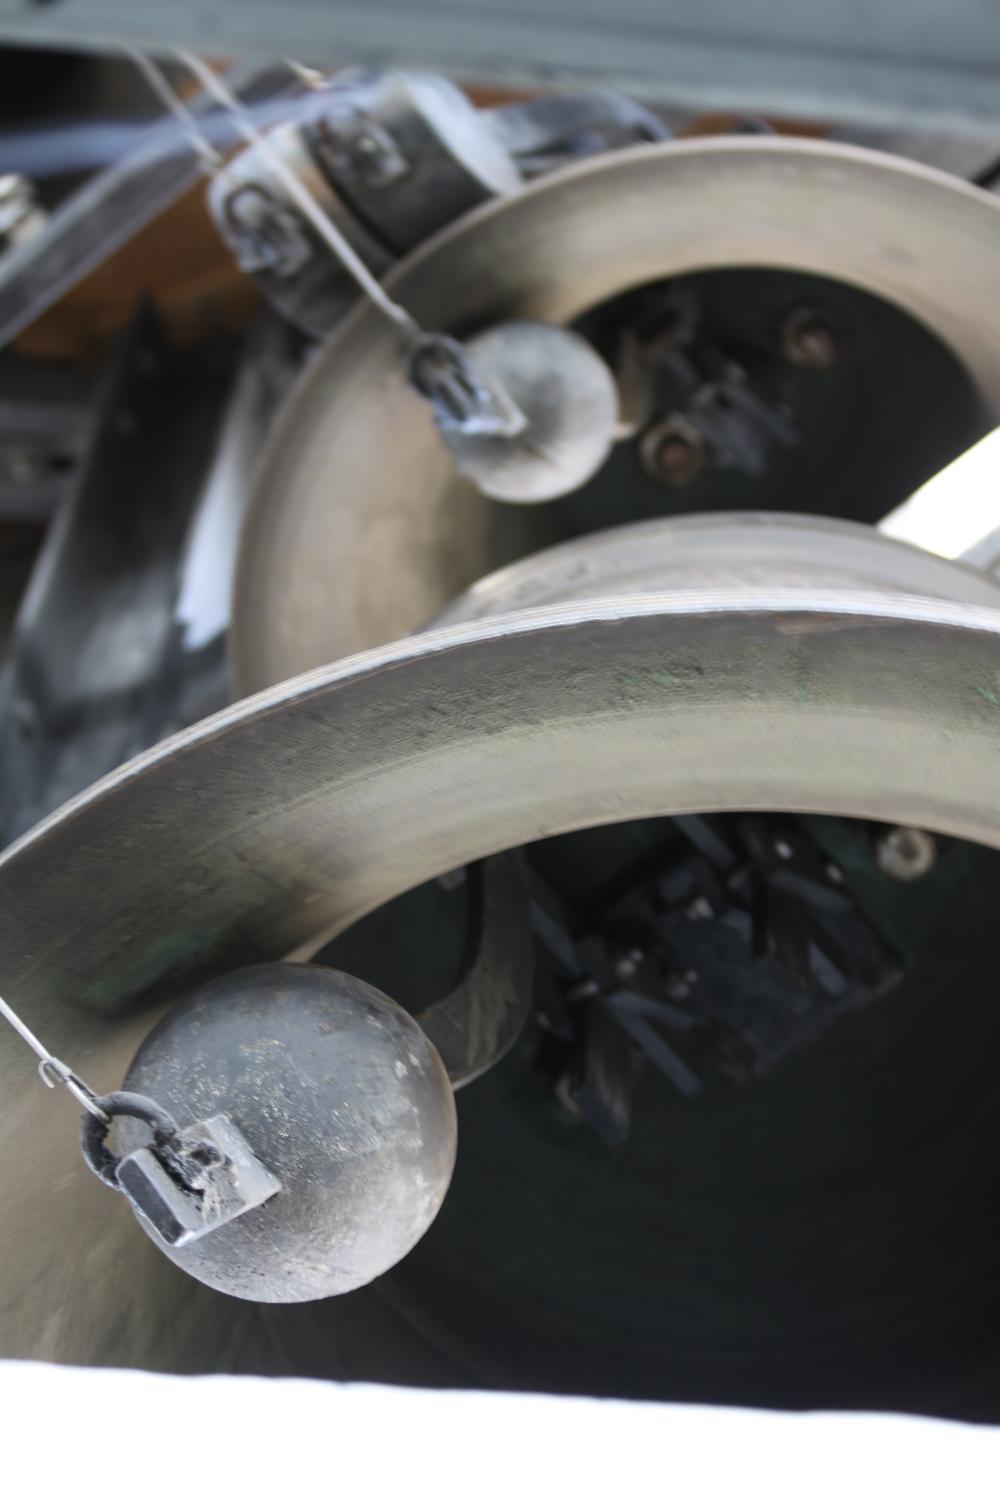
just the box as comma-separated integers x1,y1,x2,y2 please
780,305,841,370
640,416,706,487
875,826,937,881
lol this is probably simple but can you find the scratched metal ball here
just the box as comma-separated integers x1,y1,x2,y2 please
439,320,618,503
119,963,457,1302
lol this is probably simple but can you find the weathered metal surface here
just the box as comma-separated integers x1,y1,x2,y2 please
208,115,392,338
7,586,1000,1359
210,69,517,337
431,512,1000,625
118,964,457,1300
232,138,1000,692
305,70,519,256
417,854,533,1088
10,591,1000,1034
106,1109,282,1248
430,320,618,503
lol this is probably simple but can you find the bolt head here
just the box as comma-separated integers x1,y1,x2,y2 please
780,305,840,370
685,895,713,921
875,826,937,881
640,418,705,487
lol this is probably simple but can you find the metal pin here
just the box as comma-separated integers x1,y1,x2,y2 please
0,992,109,1120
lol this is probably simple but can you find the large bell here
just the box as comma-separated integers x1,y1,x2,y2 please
232,136,1000,693
5,515,1000,1402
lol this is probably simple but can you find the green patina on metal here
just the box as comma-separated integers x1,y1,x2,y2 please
81,928,222,1013
975,670,1000,706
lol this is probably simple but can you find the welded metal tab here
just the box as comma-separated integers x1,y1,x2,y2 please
114,1113,281,1248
